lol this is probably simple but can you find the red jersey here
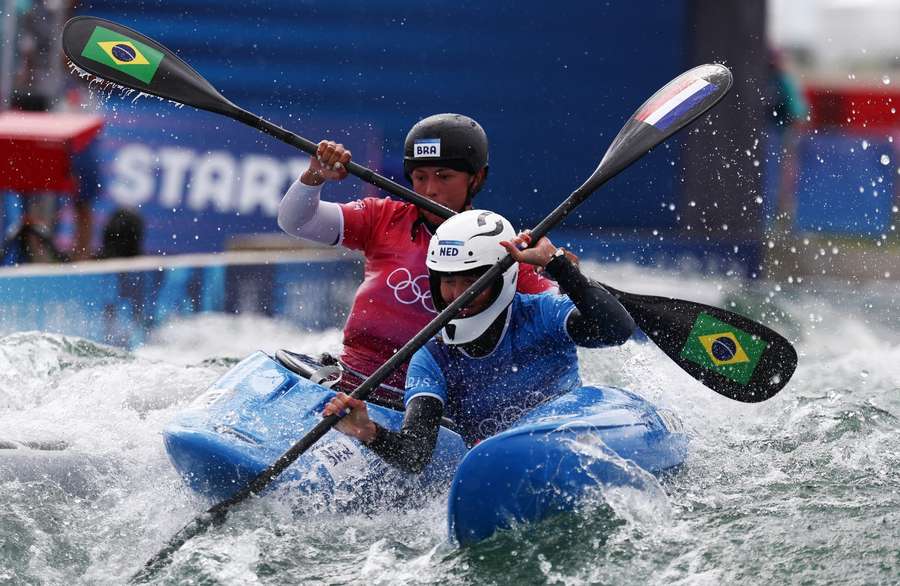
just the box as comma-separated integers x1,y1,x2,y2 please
338,197,556,388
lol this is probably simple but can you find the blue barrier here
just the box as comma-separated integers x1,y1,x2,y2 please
0,251,361,348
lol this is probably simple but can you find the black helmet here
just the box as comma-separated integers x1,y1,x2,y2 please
403,113,489,181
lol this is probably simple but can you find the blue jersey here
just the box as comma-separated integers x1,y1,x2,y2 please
404,293,580,445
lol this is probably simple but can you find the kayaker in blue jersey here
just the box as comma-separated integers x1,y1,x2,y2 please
322,209,634,473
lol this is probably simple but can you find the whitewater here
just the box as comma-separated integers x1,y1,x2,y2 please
0,261,897,585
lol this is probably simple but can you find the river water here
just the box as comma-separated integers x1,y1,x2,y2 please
0,262,897,585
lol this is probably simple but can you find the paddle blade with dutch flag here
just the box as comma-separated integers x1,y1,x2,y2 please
582,63,732,192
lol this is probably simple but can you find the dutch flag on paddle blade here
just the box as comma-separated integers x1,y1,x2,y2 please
635,75,718,131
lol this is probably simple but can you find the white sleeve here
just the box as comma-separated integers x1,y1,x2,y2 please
277,179,344,246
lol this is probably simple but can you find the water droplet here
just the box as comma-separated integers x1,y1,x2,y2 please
862,140,870,150
881,154,891,165
883,75,891,85
860,370,869,378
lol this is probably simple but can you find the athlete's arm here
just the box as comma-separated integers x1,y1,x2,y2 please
501,231,634,347
321,393,443,474
277,180,344,245
277,140,351,245
367,396,443,474
543,254,635,347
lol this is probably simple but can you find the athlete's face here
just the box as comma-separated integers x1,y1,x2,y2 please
439,273,493,317
410,166,484,225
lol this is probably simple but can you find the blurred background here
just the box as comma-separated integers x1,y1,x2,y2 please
2,5,900,584
0,0,898,344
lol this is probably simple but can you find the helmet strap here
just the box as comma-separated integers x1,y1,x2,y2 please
464,181,476,209
464,169,486,208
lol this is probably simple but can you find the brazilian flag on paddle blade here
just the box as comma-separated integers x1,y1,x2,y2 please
80,26,164,84
680,312,767,385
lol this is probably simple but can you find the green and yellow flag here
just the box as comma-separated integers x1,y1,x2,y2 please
80,26,164,84
680,312,766,385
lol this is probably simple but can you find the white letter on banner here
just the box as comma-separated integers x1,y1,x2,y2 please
188,151,236,212
109,144,154,206
157,147,195,208
237,154,284,216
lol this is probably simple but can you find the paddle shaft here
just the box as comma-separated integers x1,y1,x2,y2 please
227,106,455,220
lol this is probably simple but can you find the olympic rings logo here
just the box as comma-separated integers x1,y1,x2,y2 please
477,390,548,438
386,268,437,313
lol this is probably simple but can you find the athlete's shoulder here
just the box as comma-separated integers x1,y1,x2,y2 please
362,196,419,228
362,196,413,214
342,196,419,245
511,291,547,312
510,291,572,326
422,336,453,370
342,195,413,214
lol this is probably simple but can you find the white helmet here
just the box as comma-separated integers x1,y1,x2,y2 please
426,209,519,344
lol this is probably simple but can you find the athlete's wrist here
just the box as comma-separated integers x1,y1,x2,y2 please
534,245,562,268
544,247,573,275
360,421,379,444
301,168,325,186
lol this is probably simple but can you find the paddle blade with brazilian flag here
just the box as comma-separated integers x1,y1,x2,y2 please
79,26,163,84
62,16,241,117
680,313,767,386
604,286,798,403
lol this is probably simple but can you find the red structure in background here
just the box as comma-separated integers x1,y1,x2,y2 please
0,111,103,194
805,85,900,129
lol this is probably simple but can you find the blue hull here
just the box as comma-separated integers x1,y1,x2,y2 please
164,352,687,542
447,386,687,545
164,352,467,506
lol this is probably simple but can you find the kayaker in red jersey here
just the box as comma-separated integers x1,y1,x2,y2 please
277,114,565,403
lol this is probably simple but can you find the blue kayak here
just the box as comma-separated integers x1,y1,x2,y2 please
164,351,687,543
448,385,687,545
164,351,466,508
